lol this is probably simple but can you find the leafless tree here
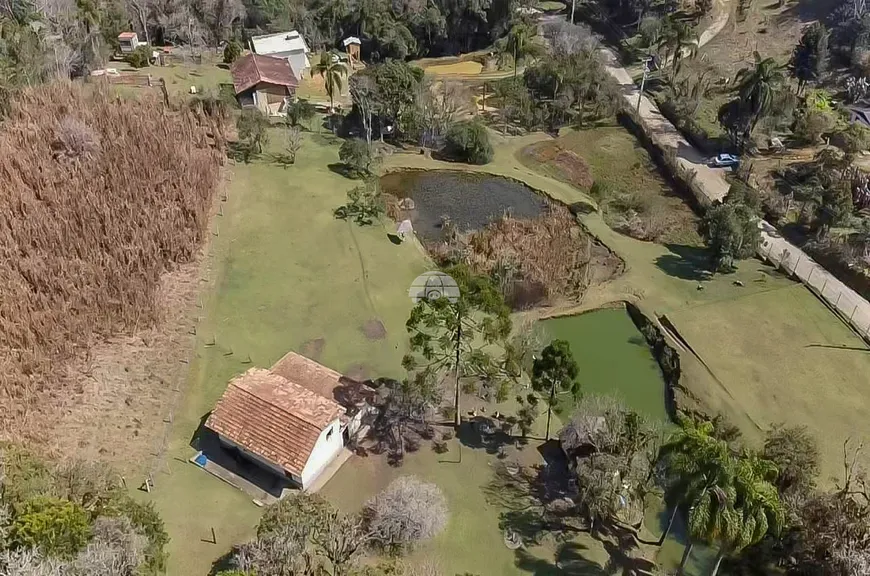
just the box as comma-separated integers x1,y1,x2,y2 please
364,476,448,553
0,549,63,576
127,0,152,45
54,116,103,161
350,74,377,147
233,527,320,576
542,20,598,56
52,459,118,512
286,126,303,164
416,79,467,148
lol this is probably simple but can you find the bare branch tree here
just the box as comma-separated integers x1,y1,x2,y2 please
364,476,448,553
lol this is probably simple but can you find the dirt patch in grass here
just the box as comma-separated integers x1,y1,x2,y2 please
527,142,593,190
345,363,374,382
301,337,327,360
361,319,387,341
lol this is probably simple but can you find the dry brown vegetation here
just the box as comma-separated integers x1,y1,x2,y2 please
0,82,224,444
431,205,623,308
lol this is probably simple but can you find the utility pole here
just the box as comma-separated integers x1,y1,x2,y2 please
636,56,652,114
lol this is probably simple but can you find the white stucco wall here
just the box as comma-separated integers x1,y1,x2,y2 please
301,418,344,489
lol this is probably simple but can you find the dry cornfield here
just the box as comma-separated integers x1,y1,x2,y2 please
0,82,224,441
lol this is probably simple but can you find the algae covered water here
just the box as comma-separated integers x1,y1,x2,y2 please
540,307,669,422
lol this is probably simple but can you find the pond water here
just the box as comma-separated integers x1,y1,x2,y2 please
540,307,669,422
380,170,547,241
541,307,716,574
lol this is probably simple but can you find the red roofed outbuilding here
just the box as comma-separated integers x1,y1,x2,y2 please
230,53,299,116
205,352,372,490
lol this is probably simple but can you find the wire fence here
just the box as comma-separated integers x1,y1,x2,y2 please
760,224,870,341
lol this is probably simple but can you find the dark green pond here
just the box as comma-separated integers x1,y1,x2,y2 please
380,170,547,241
541,307,716,574
540,307,669,422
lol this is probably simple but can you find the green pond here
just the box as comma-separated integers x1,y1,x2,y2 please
540,307,716,574
540,307,669,422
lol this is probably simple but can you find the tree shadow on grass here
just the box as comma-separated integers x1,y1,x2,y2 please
655,244,713,281
515,542,607,575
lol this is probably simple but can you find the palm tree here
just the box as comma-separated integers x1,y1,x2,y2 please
707,453,784,576
313,51,347,113
658,21,698,77
658,418,734,573
504,23,541,79
734,52,787,138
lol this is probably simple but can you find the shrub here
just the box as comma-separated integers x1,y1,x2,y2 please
285,99,316,128
223,40,243,64
10,496,92,558
793,107,836,145
339,138,375,177
444,121,493,165
112,497,168,575
364,476,448,554
334,180,385,225
125,46,151,68
236,108,270,159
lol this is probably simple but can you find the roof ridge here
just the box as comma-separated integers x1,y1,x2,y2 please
229,369,342,429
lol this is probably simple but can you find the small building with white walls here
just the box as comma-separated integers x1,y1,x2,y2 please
250,30,310,80
205,352,372,490
117,32,140,53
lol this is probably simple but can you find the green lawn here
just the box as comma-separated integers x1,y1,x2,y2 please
147,129,429,575
146,60,232,98
517,125,703,247
141,122,870,574
321,434,616,576
668,284,870,481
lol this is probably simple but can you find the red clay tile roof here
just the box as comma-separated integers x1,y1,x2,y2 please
205,368,345,476
271,351,375,411
118,32,137,40
230,53,299,95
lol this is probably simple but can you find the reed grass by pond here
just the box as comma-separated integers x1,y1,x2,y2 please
380,170,547,241
539,306,669,422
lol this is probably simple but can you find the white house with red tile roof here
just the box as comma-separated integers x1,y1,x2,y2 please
205,352,371,490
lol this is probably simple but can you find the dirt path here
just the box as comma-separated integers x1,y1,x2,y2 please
591,12,870,340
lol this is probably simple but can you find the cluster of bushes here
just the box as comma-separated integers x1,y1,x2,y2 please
219,477,448,576
0,446,169,575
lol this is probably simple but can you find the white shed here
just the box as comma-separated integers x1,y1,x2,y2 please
250,30,310,80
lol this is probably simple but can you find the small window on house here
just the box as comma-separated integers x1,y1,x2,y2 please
326,427,334,441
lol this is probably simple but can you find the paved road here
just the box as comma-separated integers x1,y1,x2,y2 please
541,13,870,339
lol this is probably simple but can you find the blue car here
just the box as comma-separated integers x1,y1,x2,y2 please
708,153,740,168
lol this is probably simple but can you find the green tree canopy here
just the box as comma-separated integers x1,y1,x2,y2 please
531,339,579,440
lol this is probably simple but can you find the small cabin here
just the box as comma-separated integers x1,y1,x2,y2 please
117,32,140,53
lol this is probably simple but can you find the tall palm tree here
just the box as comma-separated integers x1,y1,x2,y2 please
734,52,787,138
504,23,541,79
658,418,734,573
708,453,784,576
313,51,347,113
658,21,698,77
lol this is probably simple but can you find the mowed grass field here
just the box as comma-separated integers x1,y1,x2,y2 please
668,285,870,482
517,125,703,247
147,130,429,575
